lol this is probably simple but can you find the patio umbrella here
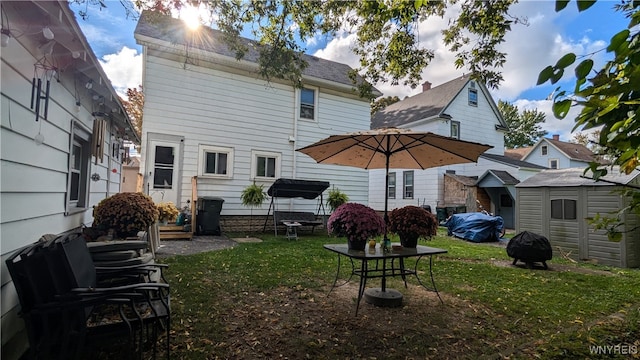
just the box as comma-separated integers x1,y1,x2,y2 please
296,127,493,239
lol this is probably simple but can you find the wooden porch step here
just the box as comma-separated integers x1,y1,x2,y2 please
159,225,193,240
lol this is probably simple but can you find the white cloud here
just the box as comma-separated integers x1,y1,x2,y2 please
512,99,583,141
99,46,142,98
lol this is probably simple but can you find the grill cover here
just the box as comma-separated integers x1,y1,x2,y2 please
507,231,553,263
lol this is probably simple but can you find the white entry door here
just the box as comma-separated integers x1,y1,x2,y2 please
147,139,180,205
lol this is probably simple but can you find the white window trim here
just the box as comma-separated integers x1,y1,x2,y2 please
66,120,91,215
387,172,396,199
468,88,478,107
549,158,559,169
541,145,548,156
251,150,281,180
198,144,234,179
403,170,414,199
451,121,460,139
297,86,318,122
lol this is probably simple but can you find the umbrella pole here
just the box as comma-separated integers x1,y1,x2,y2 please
383,144,391,251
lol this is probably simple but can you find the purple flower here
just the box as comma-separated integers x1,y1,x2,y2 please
388,205,438,240
327,203,385,242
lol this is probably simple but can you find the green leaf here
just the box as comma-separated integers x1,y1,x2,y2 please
555,53,576,69
550,68,564,84
574,59,593,80
576,0,596,11
553,99,571,119
537,66,554,85
414,0,424,10
555,0,570,12
607,29,630,52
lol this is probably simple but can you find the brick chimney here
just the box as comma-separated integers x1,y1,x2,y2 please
422,81,432,92
552,134,559,141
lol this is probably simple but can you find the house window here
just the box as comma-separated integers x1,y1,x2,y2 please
403,171,414,199
198,145,234,178
387,172,396,199
541,145,548,155
468,88,478,106
451,121,460,139
551,199,577,220
549,159,559,169
66,121,91,213
299,87,316,120
251,150,280,179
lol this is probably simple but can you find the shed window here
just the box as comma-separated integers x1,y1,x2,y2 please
387,172,396,199
549,159,558,169
551,199,576,220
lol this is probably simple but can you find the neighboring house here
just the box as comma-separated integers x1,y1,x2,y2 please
0,1,139,358
507,134,602,169
369,75,544,229
516,168,640,267
122,156,141,192
134,11,379,219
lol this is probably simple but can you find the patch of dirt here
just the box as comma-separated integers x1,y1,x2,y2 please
491,259,618,276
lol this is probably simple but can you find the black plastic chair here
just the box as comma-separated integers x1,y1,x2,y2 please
6,233,171,359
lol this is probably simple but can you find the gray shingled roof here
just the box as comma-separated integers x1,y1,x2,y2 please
517,168,640,187
371,75,471,129
134,10,376,92
479,170,520,185
546,138,600,163
480,153,547,170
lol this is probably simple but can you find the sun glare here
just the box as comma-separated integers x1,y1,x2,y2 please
181,5,202,30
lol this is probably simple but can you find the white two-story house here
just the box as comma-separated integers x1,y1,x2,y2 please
1,1,138,358
506,134,604,169
134,11,380,224
369,75,545,229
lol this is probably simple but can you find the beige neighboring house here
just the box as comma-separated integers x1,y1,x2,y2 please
122,156,142,192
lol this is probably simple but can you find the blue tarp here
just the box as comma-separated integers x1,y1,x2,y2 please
445,212,505,243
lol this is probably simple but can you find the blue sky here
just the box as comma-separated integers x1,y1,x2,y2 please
71,1,628,142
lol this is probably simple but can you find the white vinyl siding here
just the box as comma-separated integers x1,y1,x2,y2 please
2,28,127,358
139,50,370,215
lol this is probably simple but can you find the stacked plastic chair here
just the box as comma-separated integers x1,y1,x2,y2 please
5,232,170,359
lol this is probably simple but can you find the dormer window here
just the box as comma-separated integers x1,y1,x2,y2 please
541,145,548,156
468,88,478,107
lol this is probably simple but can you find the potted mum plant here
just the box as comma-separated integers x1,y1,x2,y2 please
157,202,180,225
327,203,385,250
93,192,159,239
388,205,438,248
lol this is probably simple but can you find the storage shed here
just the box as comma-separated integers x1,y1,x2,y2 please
516,168,640,268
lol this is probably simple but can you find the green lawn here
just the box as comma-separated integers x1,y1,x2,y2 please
156,229,640,359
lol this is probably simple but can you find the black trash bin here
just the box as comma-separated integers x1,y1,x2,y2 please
197,197,224,235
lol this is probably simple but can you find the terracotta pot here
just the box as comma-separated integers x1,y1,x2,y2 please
347,238,367,251
399,234,419,248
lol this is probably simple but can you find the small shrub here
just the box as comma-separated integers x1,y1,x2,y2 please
327,203,385,242
93,192,159,238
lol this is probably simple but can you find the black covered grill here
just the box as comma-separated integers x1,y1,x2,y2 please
506,231,553,269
